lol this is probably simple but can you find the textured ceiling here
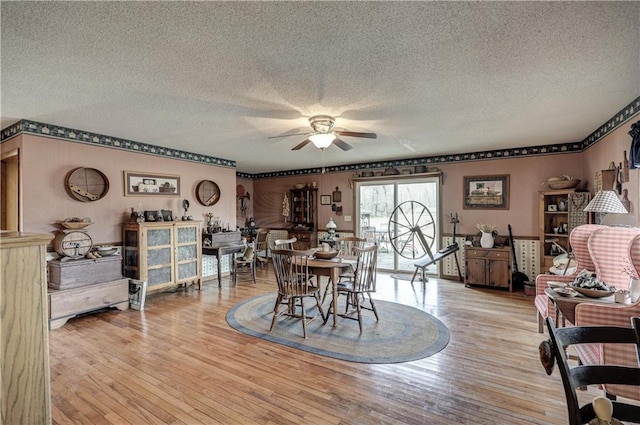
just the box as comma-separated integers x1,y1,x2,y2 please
2,1,639,174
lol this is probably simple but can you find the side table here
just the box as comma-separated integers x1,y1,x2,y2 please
544,286,615,327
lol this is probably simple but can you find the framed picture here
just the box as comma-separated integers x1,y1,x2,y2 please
320,195,332,205
463,174,510,210
144,210,160,222
124,171,180,196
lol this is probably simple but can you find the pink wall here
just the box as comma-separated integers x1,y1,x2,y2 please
12,134,237,244
235,177,254,226
581,120,639,226
251,114,640,238
3,112,638,245
252,172,354,232
251,153,585,238
439,154,586,236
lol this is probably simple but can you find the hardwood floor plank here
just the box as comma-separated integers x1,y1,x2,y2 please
49,269,609,424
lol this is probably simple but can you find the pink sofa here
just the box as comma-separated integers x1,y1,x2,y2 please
536,224,640,400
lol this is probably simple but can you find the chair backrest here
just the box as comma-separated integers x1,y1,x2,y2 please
544,317,640,425
274,237,297,250
271,248,316,296
335,236,366,258
587,226,640,289
255,228,270,245
254,228,270,253
351,244,378,292
568,224,602,274
362,227,378,243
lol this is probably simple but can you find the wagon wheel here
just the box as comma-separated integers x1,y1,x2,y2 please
387,201,436,259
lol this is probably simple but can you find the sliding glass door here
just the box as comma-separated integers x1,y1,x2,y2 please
357,176,440,273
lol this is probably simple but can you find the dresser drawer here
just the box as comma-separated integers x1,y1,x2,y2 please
486,250,509,260
49,278,129,320
465,249,488,258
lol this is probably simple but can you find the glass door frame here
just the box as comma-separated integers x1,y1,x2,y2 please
354,174,442,274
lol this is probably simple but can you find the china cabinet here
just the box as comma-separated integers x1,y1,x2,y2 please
122,221,202,291
538,189,591,274
290,187,317,249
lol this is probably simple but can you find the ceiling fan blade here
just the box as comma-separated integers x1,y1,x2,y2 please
333,138,353,151
335,130,377,139
268,132,311,139
292,139,311,151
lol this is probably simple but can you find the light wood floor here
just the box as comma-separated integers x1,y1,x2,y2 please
49,269,599,424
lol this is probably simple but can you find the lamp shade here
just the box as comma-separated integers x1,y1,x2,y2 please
309,133,335,149
583,190,628,214
326,217,337,230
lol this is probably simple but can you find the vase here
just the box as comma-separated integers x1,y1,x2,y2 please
480,232,494,249
630,278,640,303
557,199,567,211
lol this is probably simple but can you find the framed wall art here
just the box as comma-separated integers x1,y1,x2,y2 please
463,174,510,210
320,195,332,205
124,171,180,196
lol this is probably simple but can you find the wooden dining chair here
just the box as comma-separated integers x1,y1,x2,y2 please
274,237,297,250
254,228,270,268
321,236,366,303
270,248,325,338
542,316,640,425
324,244,378,332
233,245,256,285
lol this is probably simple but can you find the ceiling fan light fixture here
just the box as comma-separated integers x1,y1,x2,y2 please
309,132,335,149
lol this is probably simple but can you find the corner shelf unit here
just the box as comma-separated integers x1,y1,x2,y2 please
538,189,591,274
122,221,202,292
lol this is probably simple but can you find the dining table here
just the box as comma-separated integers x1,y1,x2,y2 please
307,257,355,327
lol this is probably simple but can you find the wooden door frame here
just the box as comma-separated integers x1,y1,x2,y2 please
1,149,20,231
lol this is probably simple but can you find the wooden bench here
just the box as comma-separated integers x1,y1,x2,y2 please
410,244,462,288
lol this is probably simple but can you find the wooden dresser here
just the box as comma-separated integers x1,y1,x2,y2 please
464,246,512,291
0,231,53,425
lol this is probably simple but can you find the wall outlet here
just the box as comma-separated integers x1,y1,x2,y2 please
344,215,352,222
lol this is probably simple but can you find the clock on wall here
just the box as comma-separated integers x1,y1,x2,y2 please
64,167,109,202
196,180,221,206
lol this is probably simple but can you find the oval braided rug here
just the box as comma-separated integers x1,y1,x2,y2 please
226,292,449,363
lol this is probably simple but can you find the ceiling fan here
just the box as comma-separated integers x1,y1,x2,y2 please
268,115,377,151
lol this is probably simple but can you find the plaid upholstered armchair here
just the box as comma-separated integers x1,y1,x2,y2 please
571,226,640,401
534,224,601,332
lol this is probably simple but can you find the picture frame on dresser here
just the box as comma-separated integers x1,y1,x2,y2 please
463,174,510,210
124,171,180,196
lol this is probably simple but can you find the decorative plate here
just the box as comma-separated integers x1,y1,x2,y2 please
196,180,221,206
554,288,578,297
64,167,109,202
571,285,615,298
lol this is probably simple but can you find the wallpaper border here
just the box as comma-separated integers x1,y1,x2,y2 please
2,96,638,177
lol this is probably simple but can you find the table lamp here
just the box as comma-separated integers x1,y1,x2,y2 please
326,217,337,240
583,190,628,224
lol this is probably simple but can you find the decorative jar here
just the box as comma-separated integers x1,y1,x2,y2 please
480,232,494,249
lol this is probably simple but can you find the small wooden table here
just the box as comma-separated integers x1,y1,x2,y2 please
544,287,615,327
202,243,246,287
307,258,354,327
